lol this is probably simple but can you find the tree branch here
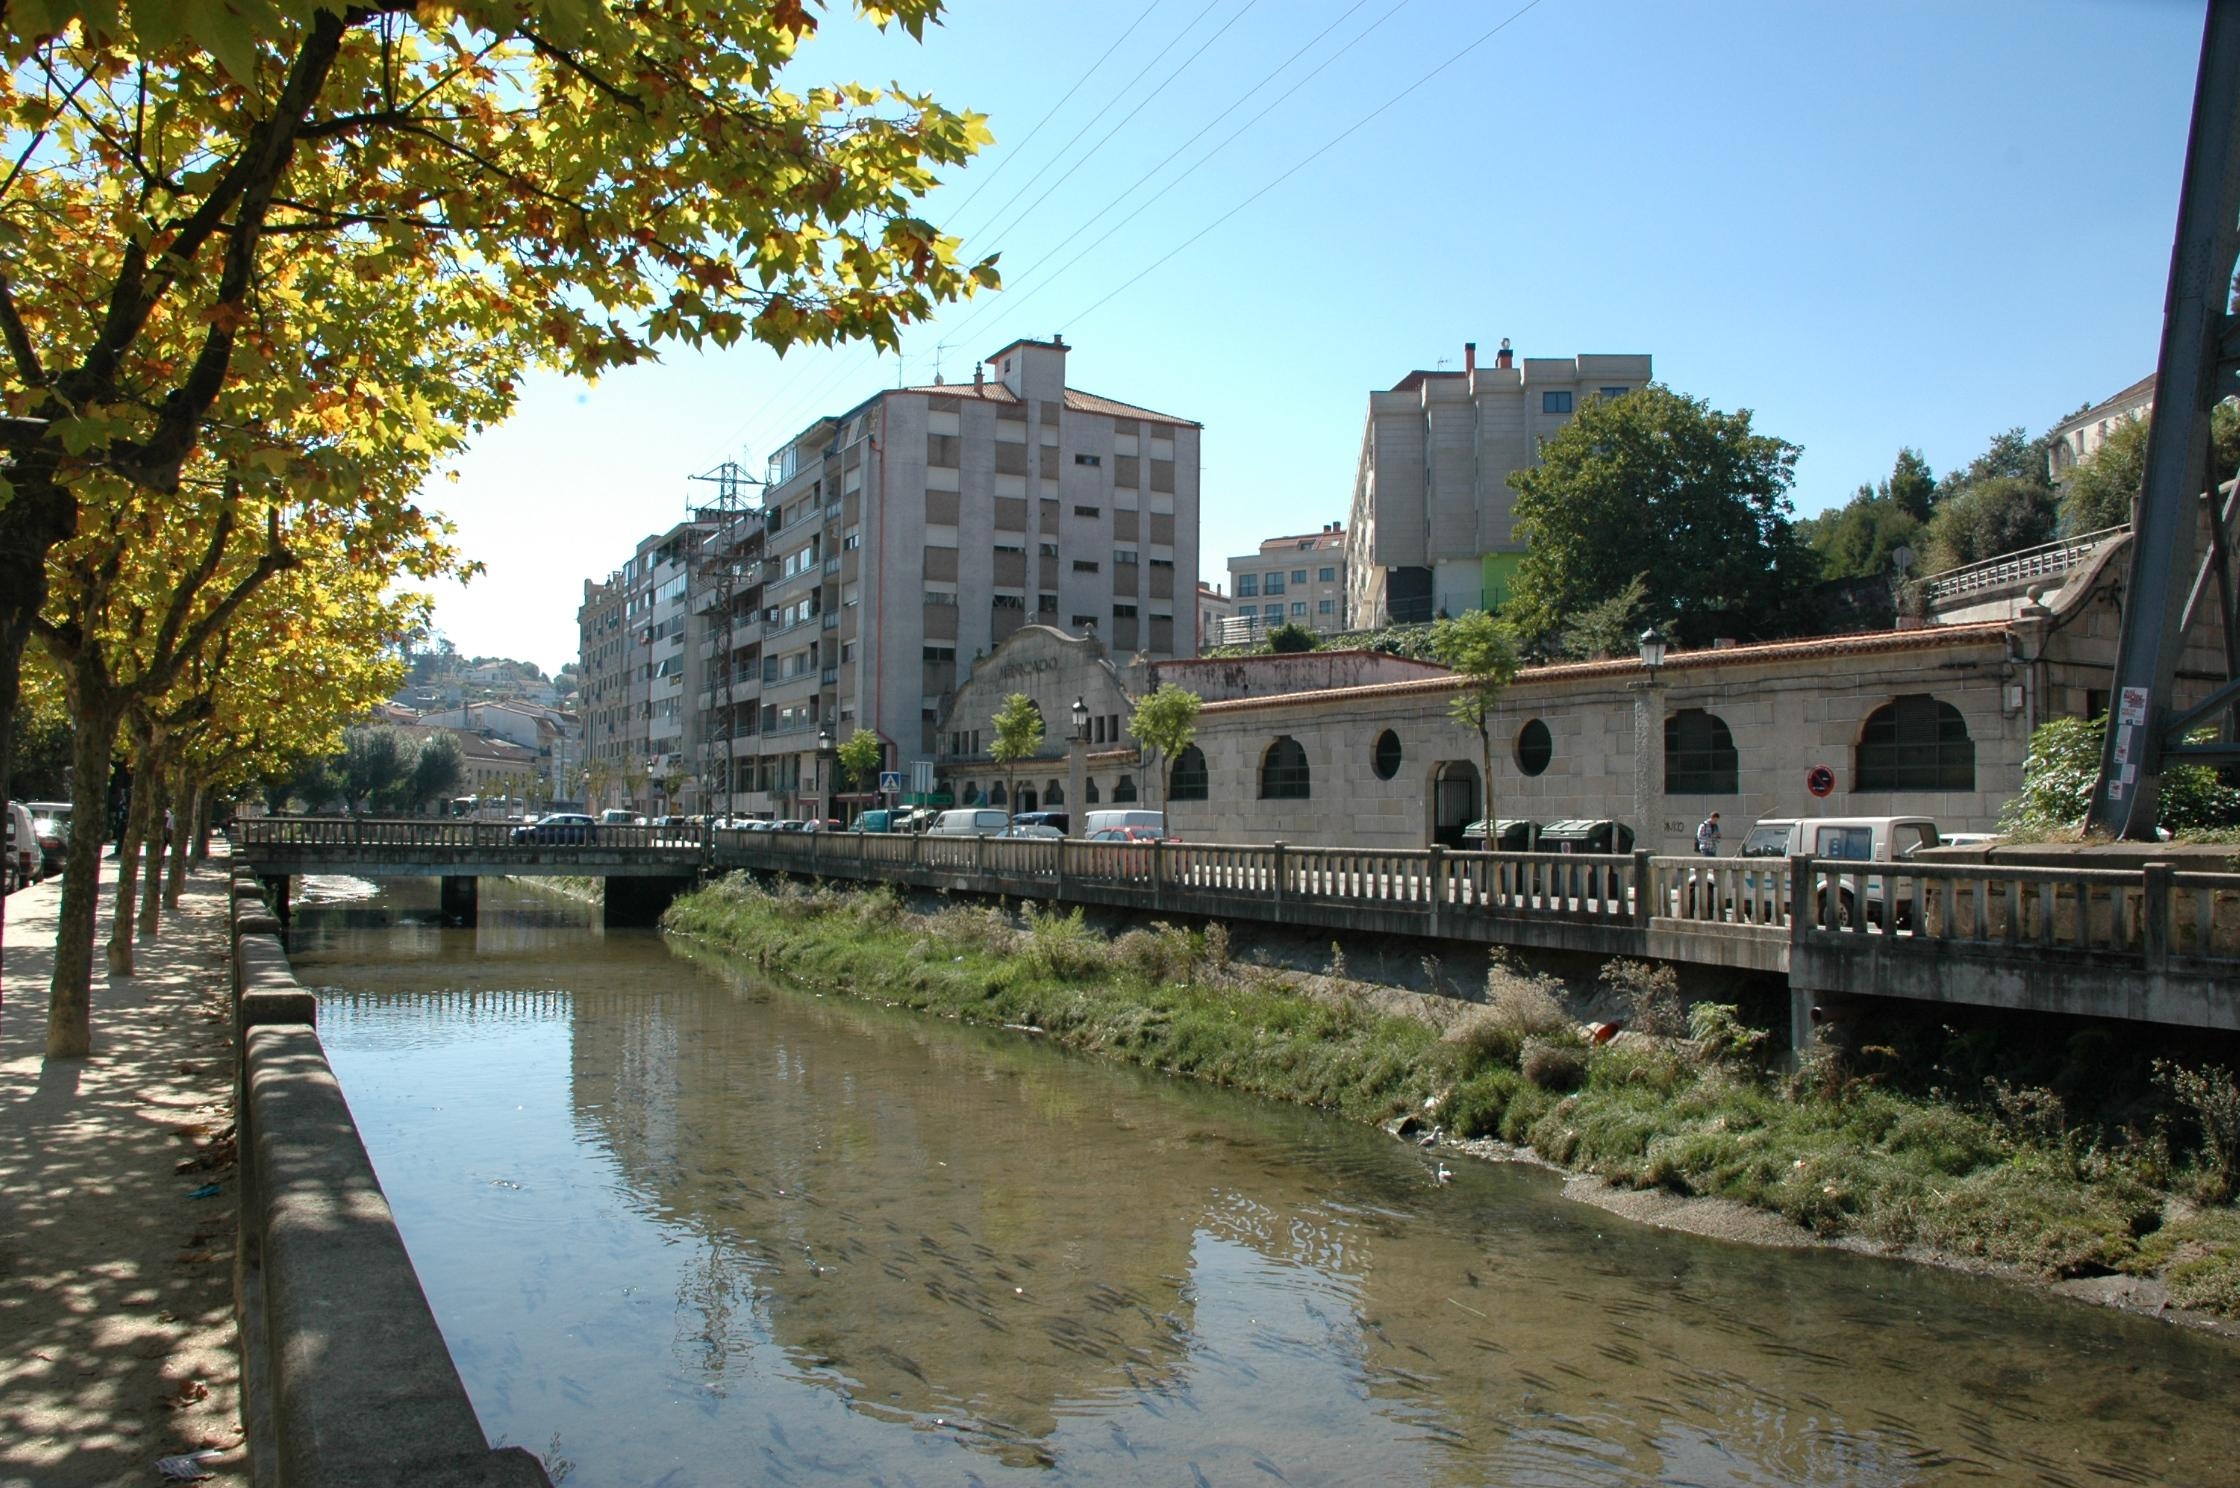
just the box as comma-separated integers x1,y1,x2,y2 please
0,274,46,386
517,26,646,115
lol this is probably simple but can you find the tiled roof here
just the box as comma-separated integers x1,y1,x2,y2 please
1159,648,1450,674
894,382,1199,427
2052,373,2156,435
1196,623,2011,715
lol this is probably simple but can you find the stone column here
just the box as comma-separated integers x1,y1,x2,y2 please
1629,678,1664,854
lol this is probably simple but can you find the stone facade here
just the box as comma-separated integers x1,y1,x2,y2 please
1146,649,1451,703
933,625,1143,811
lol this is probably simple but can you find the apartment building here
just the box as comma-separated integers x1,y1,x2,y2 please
576,516,719,813
584,337,1200,821
1346,339,1651,628
1223,523,1347,642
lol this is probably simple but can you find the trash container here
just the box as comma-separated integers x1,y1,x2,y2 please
1535,820,1635,901
1460,818,1540,852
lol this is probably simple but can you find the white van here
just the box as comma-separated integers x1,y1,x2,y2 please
929,808,1010,836
1741,816,1940,926
1083,809,1166,836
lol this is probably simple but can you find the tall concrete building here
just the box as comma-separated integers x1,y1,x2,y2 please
1224,523,1348,642
1346,339,1651,627
578,338,1201,820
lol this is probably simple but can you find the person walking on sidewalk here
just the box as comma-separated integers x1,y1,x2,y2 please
1695,812,1721,857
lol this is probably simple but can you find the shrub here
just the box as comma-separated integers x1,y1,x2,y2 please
1442,1067,1522,1138
1521,1037,1587,1092
1112,922,1200,983
1600,959,1684,1037
1022,906,1106,980
1446,964,1572,1075
2157,1060,2240,1204
1688,1001,1769,1070
924,903,1019,957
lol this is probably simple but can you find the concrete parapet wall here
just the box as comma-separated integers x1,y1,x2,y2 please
225,887,549,1488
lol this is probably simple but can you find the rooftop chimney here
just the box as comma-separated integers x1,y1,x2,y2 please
973,363,984,394
1495,338,1513,370
1464,341,1477,375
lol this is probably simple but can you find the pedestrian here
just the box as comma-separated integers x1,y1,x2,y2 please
1695,811,1721,857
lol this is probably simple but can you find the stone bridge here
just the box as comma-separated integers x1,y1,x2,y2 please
230,818,2240,1042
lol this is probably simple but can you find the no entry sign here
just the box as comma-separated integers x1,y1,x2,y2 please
1806,763,1836,798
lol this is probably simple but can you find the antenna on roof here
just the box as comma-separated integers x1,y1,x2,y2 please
932,339,951,386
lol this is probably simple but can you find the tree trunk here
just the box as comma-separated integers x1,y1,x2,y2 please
168,775,198,904
108,748,158,976
48,698,123,1059
191,784,213,864
139,757,174,937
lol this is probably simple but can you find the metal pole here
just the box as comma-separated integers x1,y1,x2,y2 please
2086,0,2240,837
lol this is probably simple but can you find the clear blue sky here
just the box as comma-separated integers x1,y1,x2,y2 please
424,0,2207,673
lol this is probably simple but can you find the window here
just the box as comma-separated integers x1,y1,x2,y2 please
1072,614,1097,629
1112,775,1137,802
1665,709,1739,795
1074,560,1101,573
994,541,1026,555
1542,390,1573,414
1514,718,1552,777
1263,603,1284,619
1045,781,1064,805
1038,593,1058,613
1856,695,1975,791
1237,574,1259,597
989,781,1007,805
1371,729,1402,780
1074,453,1101,467
1290,602,1306,616
1086,778,1100,803
1264,572,1286,595
1292,569,1307,585
1318,567,1336,583
1169,745,1209,801
1114,548,1138,565
1600,386,1629,399
1113,603,1138,617
925,591,957,606
923,646,955,662
1039,541,1059,557
1074,504,1102,518
1260,737,1311,799
1318,599,1336,615
993,594,1025,609
842,528,861,551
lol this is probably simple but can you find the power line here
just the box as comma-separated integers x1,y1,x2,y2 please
1064,0,1551,329
945,0,1402,354
962,0,1229,255
971,0,1264,255
941,0,1170,228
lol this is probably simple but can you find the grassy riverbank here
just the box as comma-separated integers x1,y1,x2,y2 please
664,874,2240,1319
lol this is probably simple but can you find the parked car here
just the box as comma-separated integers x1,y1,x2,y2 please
5,799,36,891
599,809,637,826
1085,825,1167,844
1084,809,1166,835
1736,815,1941,927
853,808,896,833
27,806,68,877
1012,810,1069,834
1001,823,1063,839
511,812,598,845
930,808,1011,836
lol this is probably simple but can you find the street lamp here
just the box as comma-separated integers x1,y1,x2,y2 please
1631,626,1668,852
816,722,836,826
1067,696,1090,837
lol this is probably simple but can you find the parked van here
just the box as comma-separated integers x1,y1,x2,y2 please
854,808,895,834
930,808,1010,836
1740,815,1940,926
1083,809,1166,836
599,809,637,826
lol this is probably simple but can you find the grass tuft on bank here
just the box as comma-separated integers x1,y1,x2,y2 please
664,874,2240,1313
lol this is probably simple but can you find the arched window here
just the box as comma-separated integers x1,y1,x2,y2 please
1169,745,1209,801
1086,778,1101,804
1112,775,1137,802
962,781,980,804
989,781,1007,805
1045,780,1065,806
1260,737,1311,799
1857,695,1975,791
1664,709,1738,795
1371,729,1403,780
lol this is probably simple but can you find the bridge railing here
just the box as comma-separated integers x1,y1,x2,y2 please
1797,858,2240,966
233,816,707,850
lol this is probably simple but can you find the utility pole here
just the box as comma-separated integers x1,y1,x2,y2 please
688,460,765,820
2086,0,2240,837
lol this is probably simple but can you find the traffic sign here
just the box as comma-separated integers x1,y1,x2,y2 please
878,770,903,793
1806,763,1836,798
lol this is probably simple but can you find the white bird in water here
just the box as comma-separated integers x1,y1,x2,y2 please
1435,1163,1453,1185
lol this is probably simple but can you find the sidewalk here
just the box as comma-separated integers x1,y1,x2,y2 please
0,852,247,1488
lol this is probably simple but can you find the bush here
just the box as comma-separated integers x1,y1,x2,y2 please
2157,1060,2240,1204
1441,1067,1522,1139
1521,1037,1588,1091
1021,906,1107,980
1445,961,1573,1074
1112,922,1201,983
1600,959,1684,1037
1688,1001,1768,1069
2001,715,2240,838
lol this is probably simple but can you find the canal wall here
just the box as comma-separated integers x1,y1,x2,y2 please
226,869,551,1488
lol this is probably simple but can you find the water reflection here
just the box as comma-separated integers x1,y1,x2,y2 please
300,881,2239,1487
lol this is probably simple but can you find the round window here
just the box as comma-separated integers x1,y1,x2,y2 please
1514,718,1552,777
1371,729,1403,780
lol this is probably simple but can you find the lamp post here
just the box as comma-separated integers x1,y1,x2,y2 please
1067,696,1089,837
816,722,836,827
1631,626,1667,853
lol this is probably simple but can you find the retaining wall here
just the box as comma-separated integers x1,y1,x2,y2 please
227,868,550,1488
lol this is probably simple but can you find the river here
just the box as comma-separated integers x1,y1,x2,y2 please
291,876,2236,1487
